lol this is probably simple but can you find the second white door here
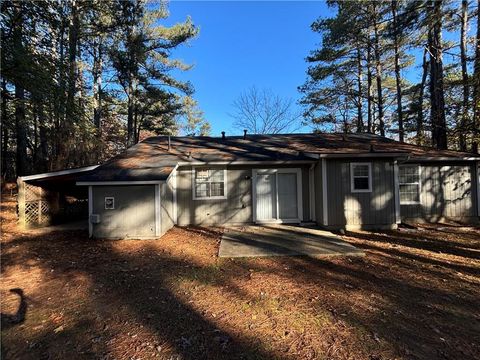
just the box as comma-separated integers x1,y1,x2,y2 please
254,169,302,223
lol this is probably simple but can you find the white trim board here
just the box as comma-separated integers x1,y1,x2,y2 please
21,165,99,181
178,160,316,166
155,184,161,237
305,152,409,159
77,181,165,185
393,161,401,224
408,156,480,162
309,164,315,221
165,164,179,182
88,186,93,238
172,170,178,225
322,159,328,226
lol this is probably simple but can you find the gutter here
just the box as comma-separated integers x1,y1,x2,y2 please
19,165,99,182
405,156,480,162
303,152,410,159
176,160,317,166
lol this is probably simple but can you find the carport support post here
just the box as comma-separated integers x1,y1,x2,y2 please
17,177,26,229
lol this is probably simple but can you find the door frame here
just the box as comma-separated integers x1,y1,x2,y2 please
252,168,303,223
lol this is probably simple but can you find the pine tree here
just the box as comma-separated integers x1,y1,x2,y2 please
299,1,370,132
179,96,211,136
0,0,199,178
111,0,197,146
473,0,480,149
427,0,448,149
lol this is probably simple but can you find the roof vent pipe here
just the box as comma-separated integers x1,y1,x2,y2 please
168,135,171,151
221,131,226,140
243,129,247,140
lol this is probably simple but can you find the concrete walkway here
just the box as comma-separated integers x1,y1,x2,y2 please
218,224,364,258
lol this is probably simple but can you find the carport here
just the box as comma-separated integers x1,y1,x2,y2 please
219,224,363,257
17,166,98,229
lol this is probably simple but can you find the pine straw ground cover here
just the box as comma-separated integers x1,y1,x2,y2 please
1,194,479,360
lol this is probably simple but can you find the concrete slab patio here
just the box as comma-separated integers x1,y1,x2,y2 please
218,224,364,258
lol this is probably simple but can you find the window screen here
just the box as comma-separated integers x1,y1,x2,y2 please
194,168,226,199
351,163,372,192
399,165,420,204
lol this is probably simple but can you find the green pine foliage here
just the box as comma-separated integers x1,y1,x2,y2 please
300,0,480,151
0,0,205,179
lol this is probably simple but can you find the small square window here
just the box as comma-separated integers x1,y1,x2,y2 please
105,197,115,210
193,168,227,200
350,163,372,193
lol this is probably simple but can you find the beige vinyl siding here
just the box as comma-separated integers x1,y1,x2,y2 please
301,166,310,220
176,164,312,226
92,185,156,239
177,166,252,226
401,163,477,222
326,159,396,227
160,179,175,236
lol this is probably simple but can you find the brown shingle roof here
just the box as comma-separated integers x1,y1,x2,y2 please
79,133,479,182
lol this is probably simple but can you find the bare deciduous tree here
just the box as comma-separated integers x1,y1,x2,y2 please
230,87,301,134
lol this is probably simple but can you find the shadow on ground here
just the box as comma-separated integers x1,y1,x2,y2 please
1,215,479,359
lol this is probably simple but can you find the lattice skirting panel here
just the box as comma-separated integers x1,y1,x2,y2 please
25,200,50,226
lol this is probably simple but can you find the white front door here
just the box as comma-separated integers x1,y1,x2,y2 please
255,172,277,221
253,169,302,223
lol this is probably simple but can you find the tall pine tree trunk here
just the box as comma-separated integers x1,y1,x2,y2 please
473,0,480,151
38,103,49,172
127,83,136,147
367,39,373,133
62,0,80,167
356,45,364,132
66,0,79,123
428,0,448,150
459,0,469,151
373,4,385,137
93,37,103,134
391,0,404,142
417,48,428,145
13,3,28,176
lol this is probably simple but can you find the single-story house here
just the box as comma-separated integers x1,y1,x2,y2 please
67,133,479,239
17,133,480,238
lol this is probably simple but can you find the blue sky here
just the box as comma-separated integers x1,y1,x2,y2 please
164,1,331,136
163,1,476,137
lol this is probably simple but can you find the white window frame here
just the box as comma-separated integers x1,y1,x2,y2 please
252,168,303,223
399,164,422,205
350,162,372,193
104,196,115,210
192,167,227,200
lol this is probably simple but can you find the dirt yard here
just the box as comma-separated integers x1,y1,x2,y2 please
1,194,479,360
